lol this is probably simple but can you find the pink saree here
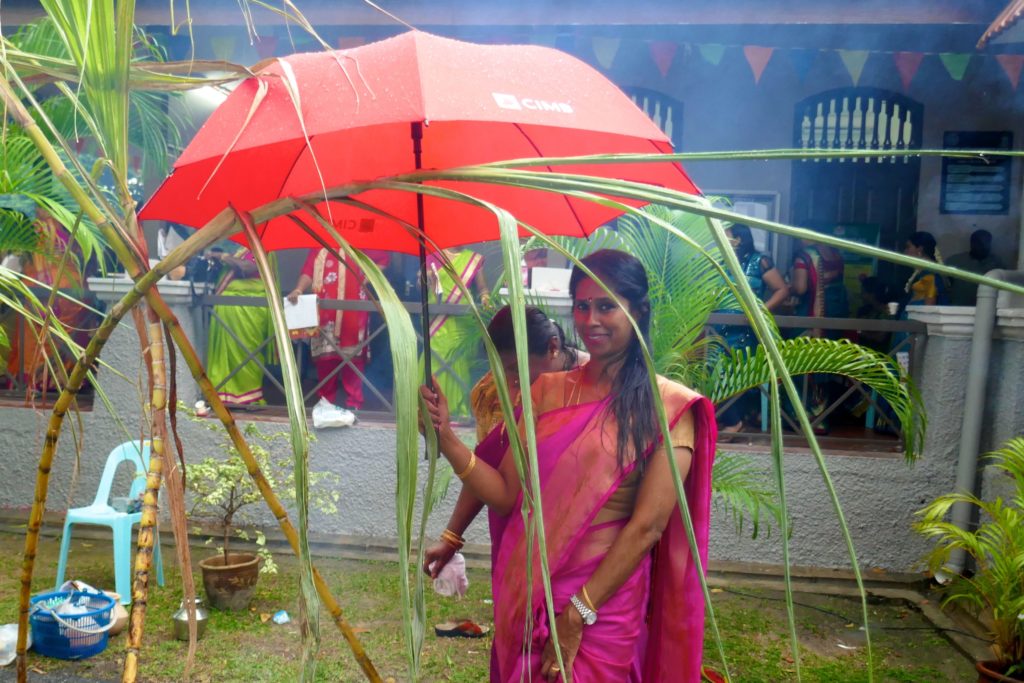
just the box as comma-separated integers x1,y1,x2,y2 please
489,380,716,682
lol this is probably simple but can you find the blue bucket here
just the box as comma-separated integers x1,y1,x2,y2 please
29,590,115,660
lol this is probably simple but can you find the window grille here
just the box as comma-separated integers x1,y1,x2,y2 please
794,88,922,164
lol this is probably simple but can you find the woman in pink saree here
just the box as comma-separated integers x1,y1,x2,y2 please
422,249,717,682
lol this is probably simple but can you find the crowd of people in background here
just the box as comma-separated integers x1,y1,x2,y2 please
2,213,1008,442
714,224,1005,436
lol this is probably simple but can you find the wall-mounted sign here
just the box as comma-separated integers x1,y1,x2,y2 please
940,131,1013,215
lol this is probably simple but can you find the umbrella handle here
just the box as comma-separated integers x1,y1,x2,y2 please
412,120,433,390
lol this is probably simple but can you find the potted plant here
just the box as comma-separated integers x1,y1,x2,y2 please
185,412,339,610
915,437,1024,682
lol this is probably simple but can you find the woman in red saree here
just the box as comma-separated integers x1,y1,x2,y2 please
422,250,716,682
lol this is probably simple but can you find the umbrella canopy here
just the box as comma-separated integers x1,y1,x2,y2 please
139,30,700,253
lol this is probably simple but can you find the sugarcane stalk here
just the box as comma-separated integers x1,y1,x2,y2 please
122,314,168,683
0,73,381,683
11,222,229,683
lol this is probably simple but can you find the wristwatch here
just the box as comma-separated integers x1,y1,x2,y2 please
569,594,597,626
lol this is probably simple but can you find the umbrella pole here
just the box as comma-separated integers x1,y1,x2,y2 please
411,121,432,388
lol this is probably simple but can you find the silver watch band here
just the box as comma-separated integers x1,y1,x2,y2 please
569,593,597,625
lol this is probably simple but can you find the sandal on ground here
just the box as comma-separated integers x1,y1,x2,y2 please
434,619,489,638
701,666,726,683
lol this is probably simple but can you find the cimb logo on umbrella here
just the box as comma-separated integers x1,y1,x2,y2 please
492,92,574,114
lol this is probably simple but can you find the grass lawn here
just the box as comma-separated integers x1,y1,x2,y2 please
0,530,975,682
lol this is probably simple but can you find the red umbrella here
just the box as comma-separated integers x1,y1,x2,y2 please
140,30,702,383
139,30,700,252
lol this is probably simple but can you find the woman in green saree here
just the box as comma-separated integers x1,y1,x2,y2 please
205,246,276,406
426,247,490,417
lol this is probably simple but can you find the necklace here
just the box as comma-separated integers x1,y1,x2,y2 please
566,366,586,407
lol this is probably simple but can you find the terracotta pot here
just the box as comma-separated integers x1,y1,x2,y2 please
977,660,1024,683
198,552,260,611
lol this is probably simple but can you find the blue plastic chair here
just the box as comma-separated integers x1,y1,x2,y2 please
55,441,165,605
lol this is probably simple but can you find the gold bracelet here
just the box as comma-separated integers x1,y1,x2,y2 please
581,585,598,614
440,529,464,550
441,528,464,544
456,452,477,480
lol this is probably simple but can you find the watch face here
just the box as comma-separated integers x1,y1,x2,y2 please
584,612,597,626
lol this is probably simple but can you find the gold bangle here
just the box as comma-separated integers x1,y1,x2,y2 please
442,528,465,543
581,585,597,613
456,452,477,480
440,528,464,546
440,531,464,551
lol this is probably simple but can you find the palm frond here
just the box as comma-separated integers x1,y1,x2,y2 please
707,337,926,460
914,436,1024,668
711,453,782,539
615,205,729,373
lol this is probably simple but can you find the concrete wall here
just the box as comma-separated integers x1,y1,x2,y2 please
2,289,1022,572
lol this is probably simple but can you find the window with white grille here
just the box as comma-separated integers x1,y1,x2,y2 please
623,87,684,150
794,88,922,164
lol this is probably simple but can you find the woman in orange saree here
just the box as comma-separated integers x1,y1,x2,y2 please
422,249,717,682
4,212,92,393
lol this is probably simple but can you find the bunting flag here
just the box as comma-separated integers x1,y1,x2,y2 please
210,35,236,62
254,35,278,59
996,54,1024,88
893,51,924,90
788,48,817,82
838,50,869,85
939,53,971,81
649,40,678,78
592,36,621,70
336,36,365,50
698,43,726,66
531,31,558,48
743,45,774,84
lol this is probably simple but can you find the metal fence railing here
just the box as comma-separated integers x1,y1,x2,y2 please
1,284,926,449
193,295,926,446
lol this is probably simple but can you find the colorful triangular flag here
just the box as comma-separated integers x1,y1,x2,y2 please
336,36,365,50
893,52,924,90
592,36,621,70
698,43,726,66
531,31,558,48
838,50,869,86
254,35,278,59
788,48,817,82
996,54,1024,89
211,35,236,62
939,53,971,81
649,41,678,78
743,45,774,84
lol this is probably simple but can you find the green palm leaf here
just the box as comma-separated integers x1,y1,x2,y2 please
707,337,926,460
711,454,781,539
915,437,1024,669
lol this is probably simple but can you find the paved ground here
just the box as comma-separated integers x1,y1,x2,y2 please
0,671,110,683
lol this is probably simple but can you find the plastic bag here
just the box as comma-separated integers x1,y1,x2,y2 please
432,552,469,598
0,624,31,666
312,399,355,429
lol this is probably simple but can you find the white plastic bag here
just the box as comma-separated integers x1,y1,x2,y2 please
312,398,355,429
432,552,469,598
0,624,31,666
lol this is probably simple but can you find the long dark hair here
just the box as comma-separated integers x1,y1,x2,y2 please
729,223,756,259
908,231,938,261
569,250,656,470
488,305,578,369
